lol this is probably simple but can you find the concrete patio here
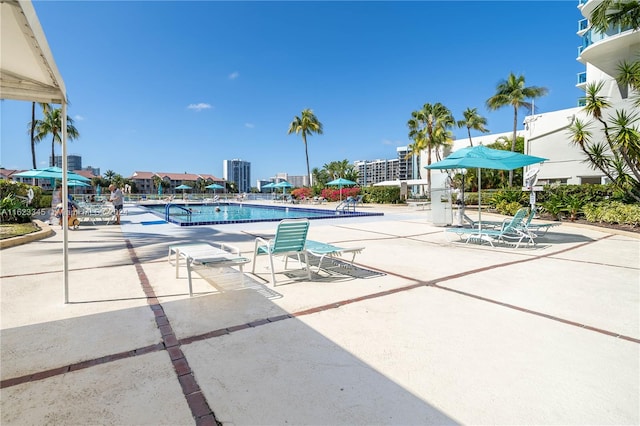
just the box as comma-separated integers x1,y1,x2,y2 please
1,203,638,425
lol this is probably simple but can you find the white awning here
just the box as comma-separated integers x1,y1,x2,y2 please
0,0,66,103
1,0,71,303
373,179,430,187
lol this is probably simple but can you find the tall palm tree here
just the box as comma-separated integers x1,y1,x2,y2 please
486,72,548,186
287,109,323,187
590,0,640,33
456,107,489,146
407,103,455,193
29,102,50,168
34,107,80,167
103,169,116,182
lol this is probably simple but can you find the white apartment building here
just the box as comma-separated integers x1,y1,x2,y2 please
523,0,639,185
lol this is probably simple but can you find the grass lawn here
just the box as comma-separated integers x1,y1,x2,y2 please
0,222,41,240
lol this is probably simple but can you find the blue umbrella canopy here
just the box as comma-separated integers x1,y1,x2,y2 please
14,166,90,182
175,184,192,190
327,177,357,186
425,145,547,171
327,177,357,201
67,180,90,187
425,145,547,229
205,183,225,190
274,181,292,197
158,184,163,196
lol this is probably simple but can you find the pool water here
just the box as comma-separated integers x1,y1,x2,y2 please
144,202,383,226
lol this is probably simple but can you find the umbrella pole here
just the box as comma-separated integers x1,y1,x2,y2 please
477,168,481,229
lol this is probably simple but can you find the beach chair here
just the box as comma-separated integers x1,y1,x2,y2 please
522,208,561,236
252,218,311,285
168,243,251,296
446,208,535,248
305,240,365,273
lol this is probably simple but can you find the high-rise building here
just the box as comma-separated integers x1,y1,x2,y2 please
52,154,82,170
223,159,251,193
524,0,639,185
354,158,399,186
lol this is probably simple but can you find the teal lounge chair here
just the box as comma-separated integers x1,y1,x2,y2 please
447,208,535,248
305,240,365,273
523,208,561,236
252,218,311,285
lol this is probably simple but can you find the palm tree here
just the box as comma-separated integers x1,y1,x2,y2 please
104,170,116,182
456,107,489,146
287,109,323,187
29,102,50,168
407,103,455,193
486,72,548,186
590,0,640,33
34,107,80,167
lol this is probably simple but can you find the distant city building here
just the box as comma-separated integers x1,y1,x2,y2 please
223,159,251,193
52,154,81,170
353,159,399,186
83,166,100,176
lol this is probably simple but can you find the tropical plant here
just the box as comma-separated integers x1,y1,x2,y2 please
407,102,455,193
323,160,359,182
539,193,565,221
287,109,323,187
568,64,640,202
103,170,116,182
563,195,585,221
34,107,80,167
456,107,490,146
28,102,50,168
590,0,640,33
486,72,548,186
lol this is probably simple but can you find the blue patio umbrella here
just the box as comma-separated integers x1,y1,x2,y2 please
274,181,292,199
158,184,163,196
327,177,357,201
96,185,101,197
14,166,90,182
175,184,192,198
67,180,90,196
205,183,225,194
425,145,547,229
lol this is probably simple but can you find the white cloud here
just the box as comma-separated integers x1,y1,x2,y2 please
245,123,255,128
228,71,239,80
187,103,212,112
73,115,85,121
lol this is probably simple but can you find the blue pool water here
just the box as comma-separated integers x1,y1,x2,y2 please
144,202,383,226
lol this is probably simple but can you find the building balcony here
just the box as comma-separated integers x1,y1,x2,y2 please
578,18,589,33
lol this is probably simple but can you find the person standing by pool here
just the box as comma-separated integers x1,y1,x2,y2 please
108,184,123,225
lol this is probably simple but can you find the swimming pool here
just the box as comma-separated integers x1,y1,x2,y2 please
144,202,383,226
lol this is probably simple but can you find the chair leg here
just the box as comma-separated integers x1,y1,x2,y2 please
268,254,277,286
304,252,311,280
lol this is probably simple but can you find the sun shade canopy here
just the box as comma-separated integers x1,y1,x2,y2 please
0,0,66,104
425,145,547,171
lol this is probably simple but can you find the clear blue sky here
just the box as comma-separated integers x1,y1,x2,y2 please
1,1,583,182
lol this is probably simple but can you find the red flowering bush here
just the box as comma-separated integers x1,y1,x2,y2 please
291,187,312,200
320,187,360,202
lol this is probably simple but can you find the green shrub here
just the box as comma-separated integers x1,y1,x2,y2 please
361,186,401,204
495,200,523,215
583,201,640,226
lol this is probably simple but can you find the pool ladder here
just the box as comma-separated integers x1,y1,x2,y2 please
165,203,192,222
